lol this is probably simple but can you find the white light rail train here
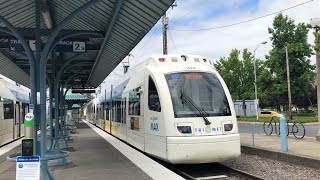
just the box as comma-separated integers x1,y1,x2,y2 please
0,79,30,147
84,55,241,164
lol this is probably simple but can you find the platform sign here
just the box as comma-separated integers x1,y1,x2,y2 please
29,104,34,114
73,41,86,52
9,39,24,52
16,156,40,180
54,40,86,52
9,39,86,53
9,39,38,52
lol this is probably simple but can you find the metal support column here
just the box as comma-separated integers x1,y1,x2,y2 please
49,76,54,149
52,83,61,149
59,86,65,135
39,1,103,173
50,55,56,149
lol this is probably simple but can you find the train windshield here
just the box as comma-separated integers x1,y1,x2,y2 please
165,72,231,118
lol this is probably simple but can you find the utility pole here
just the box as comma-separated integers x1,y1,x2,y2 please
316,31,320,140
285,46,292,119
162,13,168,55
312,24,320,140
162,1,177,55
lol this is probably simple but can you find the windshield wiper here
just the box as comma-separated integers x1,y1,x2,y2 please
180,91,211,125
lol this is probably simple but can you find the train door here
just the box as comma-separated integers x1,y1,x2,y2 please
14,102,20,139
19,103,23,137
116,98,124,140
120,95,127,141
144,74,166,158
114,97,123,139
21,103,28,136
127,86,144,151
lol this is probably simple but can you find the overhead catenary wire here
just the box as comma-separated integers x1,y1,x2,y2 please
170,9,193,24
168,29,178,54
170,0,315,31
132,1,177,57
133,21,162,57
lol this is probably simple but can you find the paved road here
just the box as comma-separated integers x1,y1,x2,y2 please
238,123,318,138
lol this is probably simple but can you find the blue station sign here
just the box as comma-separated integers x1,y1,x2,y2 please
9,39,86,53
9,39,25,52
54,40,86,53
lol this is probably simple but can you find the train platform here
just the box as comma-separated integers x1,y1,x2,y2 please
1,121,319,180
0,120,183,180
240,130,320,169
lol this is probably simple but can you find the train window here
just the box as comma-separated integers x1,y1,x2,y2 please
148,76,161,112
99,103,104,120
112,103,116,122
22,103,27,123
105,104,109,120
129,87,141,116
165,72,231,118
116,101,121,122
3,98,14,119
123,97,127,124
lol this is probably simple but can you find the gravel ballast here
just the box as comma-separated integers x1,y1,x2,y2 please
222,153,320,180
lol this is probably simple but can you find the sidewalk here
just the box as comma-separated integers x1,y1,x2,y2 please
240,132,320,169
0,121,183,180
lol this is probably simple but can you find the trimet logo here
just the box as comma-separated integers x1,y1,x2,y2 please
18,163,23,168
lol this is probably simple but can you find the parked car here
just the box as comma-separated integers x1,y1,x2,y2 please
259,111,283,118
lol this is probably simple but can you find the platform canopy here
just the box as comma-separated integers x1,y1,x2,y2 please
0,0,174,88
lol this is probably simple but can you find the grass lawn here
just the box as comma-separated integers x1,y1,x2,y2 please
237,116,318,123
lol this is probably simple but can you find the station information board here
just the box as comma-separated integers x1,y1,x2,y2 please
16,156,40,180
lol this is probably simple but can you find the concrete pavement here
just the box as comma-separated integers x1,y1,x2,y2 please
0,121,183,180
240,132,320,169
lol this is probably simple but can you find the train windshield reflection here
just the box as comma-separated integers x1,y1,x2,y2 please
165,72,231,118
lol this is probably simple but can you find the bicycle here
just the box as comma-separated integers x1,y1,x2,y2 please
263,116,305,139
263,117,279,136
278,118,305,139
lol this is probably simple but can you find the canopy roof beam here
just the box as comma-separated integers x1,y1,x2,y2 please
87,0,125,83
0,27,105,39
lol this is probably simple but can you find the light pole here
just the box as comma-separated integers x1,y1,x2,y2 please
252,41,267,146
311,17,320,141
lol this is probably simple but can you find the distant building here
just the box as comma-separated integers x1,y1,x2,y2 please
234,100,259,117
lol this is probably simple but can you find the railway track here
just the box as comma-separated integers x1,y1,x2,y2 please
93,123,263,179
164,162,264,180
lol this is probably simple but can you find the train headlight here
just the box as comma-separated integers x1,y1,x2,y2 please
224,124,233,131
177,126,192,134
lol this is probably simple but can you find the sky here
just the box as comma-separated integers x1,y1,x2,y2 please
100,0,319,91
1,0,319,92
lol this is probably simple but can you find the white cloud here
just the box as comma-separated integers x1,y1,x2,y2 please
102,0,319,89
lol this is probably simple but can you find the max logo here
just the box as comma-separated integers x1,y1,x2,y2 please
211,127,222,132
151,122,159,131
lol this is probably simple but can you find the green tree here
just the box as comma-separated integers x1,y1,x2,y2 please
214,49,266,117
214,49,242,100
265,13,315,112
